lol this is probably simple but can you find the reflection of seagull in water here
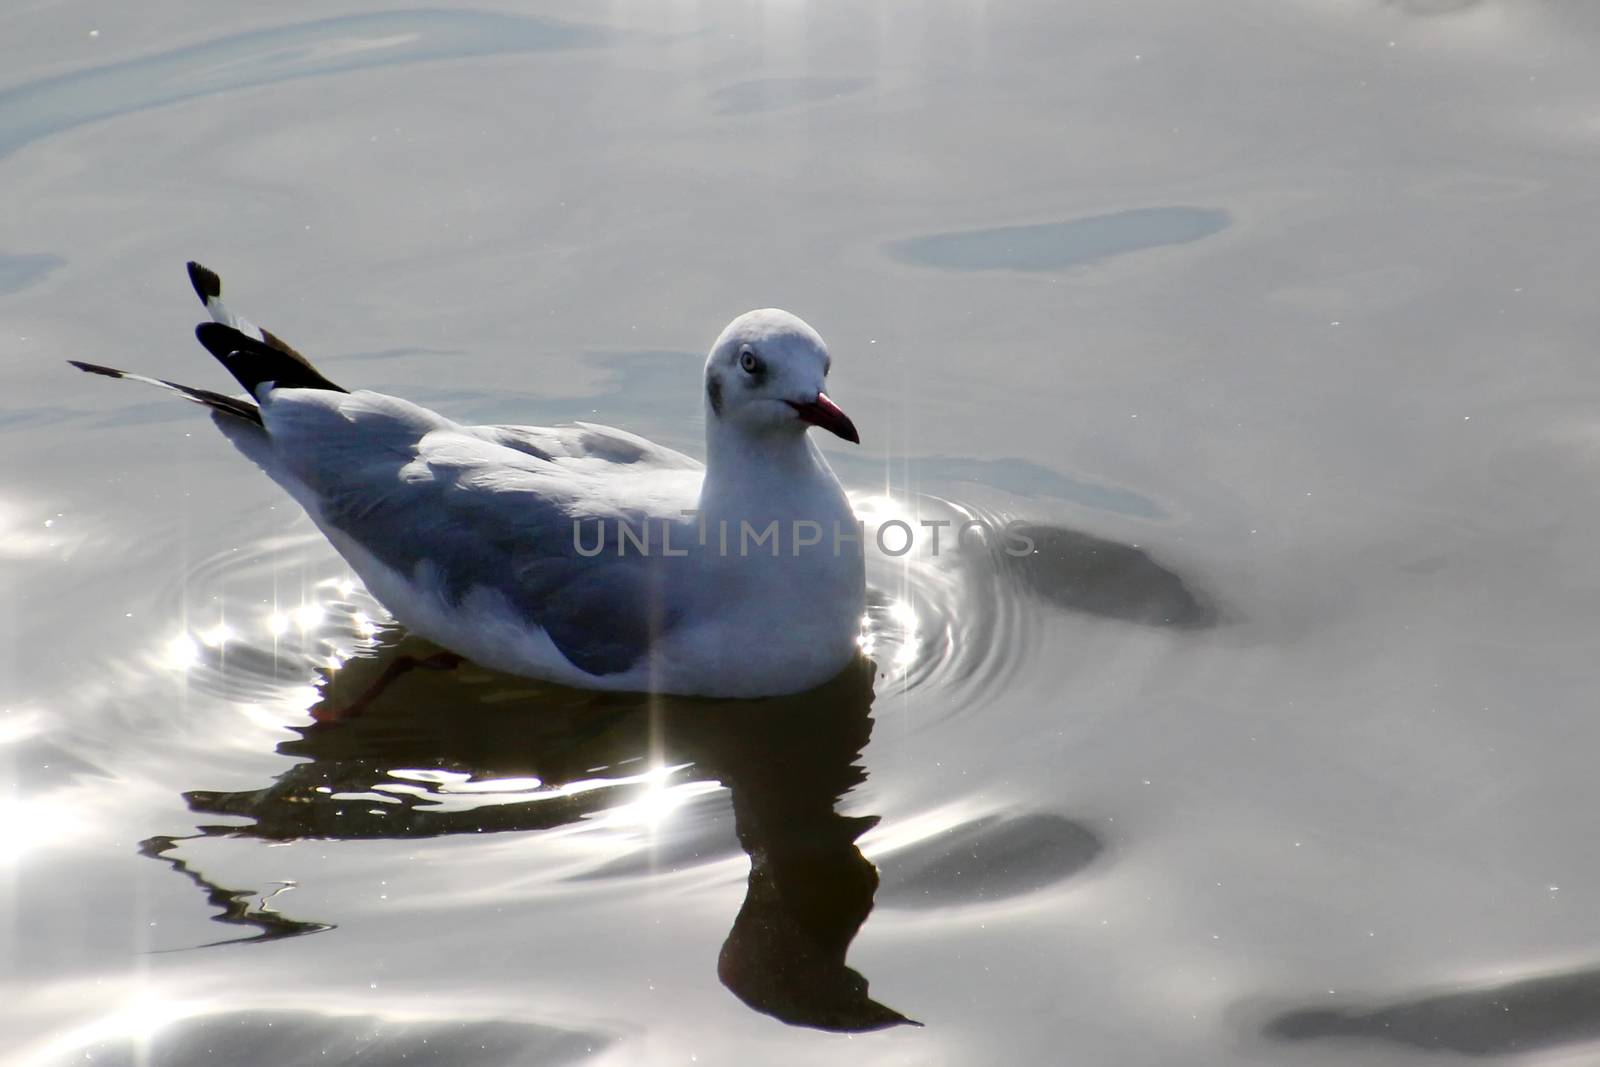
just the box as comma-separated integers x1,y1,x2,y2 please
70,263,865,698
149,632,918,1032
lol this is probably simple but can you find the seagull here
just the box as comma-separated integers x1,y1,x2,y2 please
71,263,866,699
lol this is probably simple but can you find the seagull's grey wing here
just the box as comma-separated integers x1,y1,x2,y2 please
256,389,703,676
476,421,702,472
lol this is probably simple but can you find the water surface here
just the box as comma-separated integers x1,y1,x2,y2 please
7,1,1600,1064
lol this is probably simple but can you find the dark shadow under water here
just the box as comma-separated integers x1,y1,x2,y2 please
1263,964,1600,1057
146,634,916,1033
1000,522,1215,629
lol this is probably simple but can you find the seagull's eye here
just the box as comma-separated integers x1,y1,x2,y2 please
738,347,760,374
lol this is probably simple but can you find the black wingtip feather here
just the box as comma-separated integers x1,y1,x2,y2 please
184,262,314,364
68,358,263,425
194,322,346,394
68,359,126,379
187,261,221,304
259,326,311,364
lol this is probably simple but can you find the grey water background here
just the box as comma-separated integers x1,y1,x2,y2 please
6,0,1600,1063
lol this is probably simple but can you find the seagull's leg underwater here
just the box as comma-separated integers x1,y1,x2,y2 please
314,651,465,724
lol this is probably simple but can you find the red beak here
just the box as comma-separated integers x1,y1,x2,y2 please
787,392,860,444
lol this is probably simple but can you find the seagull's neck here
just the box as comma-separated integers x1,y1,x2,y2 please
699,411,836,517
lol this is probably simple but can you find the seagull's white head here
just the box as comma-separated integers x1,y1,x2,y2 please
703,309,859,444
